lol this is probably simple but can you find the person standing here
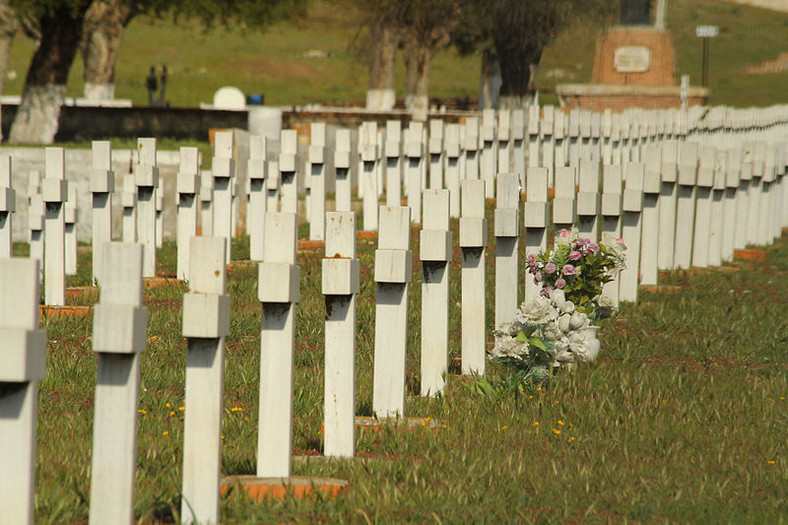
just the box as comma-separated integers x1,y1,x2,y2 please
146,66,158,106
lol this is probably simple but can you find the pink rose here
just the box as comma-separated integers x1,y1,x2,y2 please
562,264,577,276
545,262,557,274
569,250,581,261
555,278,566,289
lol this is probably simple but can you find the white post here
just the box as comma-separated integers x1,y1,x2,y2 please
28,194,45,278
692,145,715,267
0,259,46,525
464,117,480,182
91,142,114,285
279,129,298,216
361,122,379,230
497,109,512,174
372,206,412,418
527,104,541,173
552,166,576,232
309,123,327,241
43,148,67,306
335,129,352,212
734,148,751,251
420,189,452,397
640,145,662,285
619,163,644,303
610,113,622,165
601,164,623,307
445,124,462,219
568,109,580,169
512,109,526,184
429,119,445,190
743,144,761,247
657,140,678,270
494,173,520,329
213,131,236,264
481,109,497,199
577,159,600,241
385,121,402,207
406,121,424,225
554,111,568,175
135,138,159,277
707,149,727,267
181,237,229,525
200,168,214,237
257,212,299,477
674,141,698,270
460,179,486,375
155,190,164,249
322,211,359,458
590,112,602,163
524,167,549,302
177,147,201,280
248,136,268,261
266,160,281,214
601,109,613,165
578,110,593,166
65,185,78,275
0,155,15,258
89,242,147,525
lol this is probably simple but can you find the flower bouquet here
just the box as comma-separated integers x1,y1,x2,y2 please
490,229,626,383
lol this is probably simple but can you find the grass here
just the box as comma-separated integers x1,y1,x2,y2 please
4,0,786,110
19,201,788,522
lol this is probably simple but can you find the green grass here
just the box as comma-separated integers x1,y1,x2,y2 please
23,201,788,522
4,0,786,110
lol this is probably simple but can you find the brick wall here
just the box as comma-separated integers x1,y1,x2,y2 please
591,28,676,86
565,94,708,113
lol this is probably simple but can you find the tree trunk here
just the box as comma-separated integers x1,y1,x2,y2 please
411,45,430,121
402,34,419,112
366,25,398,111
80,0,135,101
494,38,543,109
9,3,89,144
0,0,17,142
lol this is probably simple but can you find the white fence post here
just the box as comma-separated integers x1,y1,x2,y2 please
372,206,412,418
0,259,46,525
181,237,229,524
257,212,299,477
420,189,452,397
460,180,487,375
322,211,359,458
89,242,147,524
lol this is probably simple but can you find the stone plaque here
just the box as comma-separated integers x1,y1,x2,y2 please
614,46,650,73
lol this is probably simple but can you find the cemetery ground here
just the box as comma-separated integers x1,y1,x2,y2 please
12,209,787,523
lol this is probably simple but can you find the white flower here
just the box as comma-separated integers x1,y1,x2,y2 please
517,297,559,325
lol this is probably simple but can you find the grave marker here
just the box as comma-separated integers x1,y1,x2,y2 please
640,145,662,285
200,168,214,237
372,206,412,418
0,155,14,258
43,148,67,306
577,159,601,241
528,104,541,170
494,173,520,329
322,212,359,457
541,106,556,186
707,149,727,266
464,117,480,183
674,141,698,269
429,119,445,190
335,129,352,212
385,120,402,207
247,136,267,261
481,109,497,199
497,109,512,174
523,167,549,302
420,189,452,397
90,142,114,284
134,138,159,277
460,180,486,375
361,122,379,230
122,174,137,243
309,123,327,241
619,163,644,303
177,147,201,279
692,145,715,267
445,123,462,218
552,166,576,232
279,129,298,216
601,164,623,307
0,259,46,525
657,140,678,270
512,109,526,182
89,242,147,524
65,185,78,275
406,121,424,224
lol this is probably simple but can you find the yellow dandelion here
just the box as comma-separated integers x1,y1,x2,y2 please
442,424,448,429
179,406,185,411
244,416,249,422
169,411,175,416
501,425,508,430
532,421,539,427
552,428,561,435
570,437,575,441
221,435,225,440
138,409,147,415
165,403,171,408
557,420,564,426
767,460,776,465
162,431,169,436
425,417,431,422
231,407,243,412
536,387,542,391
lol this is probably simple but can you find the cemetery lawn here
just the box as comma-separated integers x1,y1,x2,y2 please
27,215,788,523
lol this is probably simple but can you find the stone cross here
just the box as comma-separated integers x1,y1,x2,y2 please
429,119,445,190
619,162,644,303
43,148,68,305
459,179,487,375
360,122,379,230
213,131,236,264
266,159,281,213
497,109,512,174
579,110,593,166
523,167,549,302
602,109,613,165
134,138,159,277
481,109,497,199
657,140,678,270
568,108,580,169
177,147,201,279
528,105,541,170
494,173,520,329
0,259,46,525
601,164,623,307
732,148,750,251
577,159,601,241
65,185,78,276
121,174,137,243
674,141,698,270
420,189,452,397
691,145,715,267
385,120,402,207
309,123,327,241
89,242,147,524
445,123,462,219
247,136,267,261
257,212,300,477
554,111,568,179
200,166,214,237
0,155,15,258
90,141,114,285
27,175,45,279
464,117,480,182
181,236,229,524
541,106,556,187
405,121,424,224
372,206,412,418
552,166,576,232
742,143,761,248
334,129,352,212
322,211,359,458
512,109,526,182
640,145,662,285
590,112,602,163
707,149,727,267
279,129,298,215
